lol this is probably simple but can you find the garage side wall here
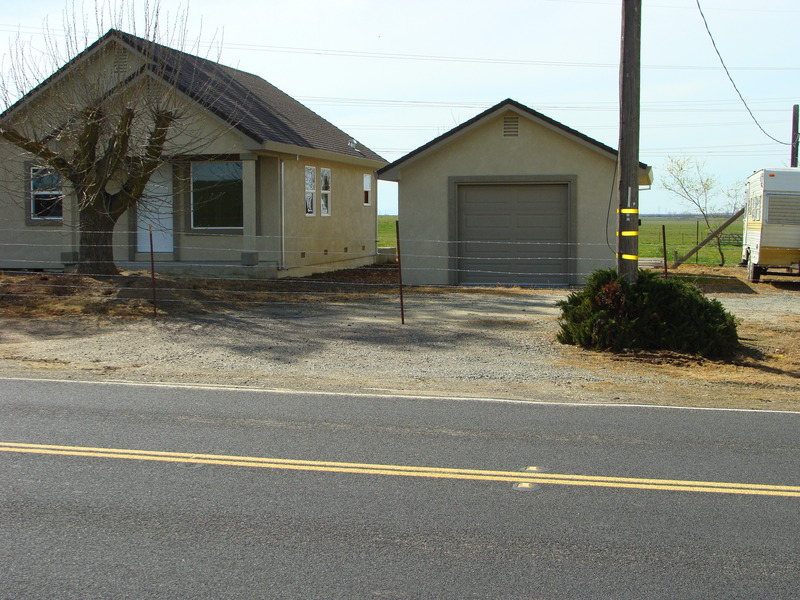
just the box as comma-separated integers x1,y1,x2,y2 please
397,111,618,285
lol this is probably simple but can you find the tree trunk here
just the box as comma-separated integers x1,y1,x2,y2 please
77,204,121,276
701,213,725,267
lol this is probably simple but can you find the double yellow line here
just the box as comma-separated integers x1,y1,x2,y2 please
2,442,799,497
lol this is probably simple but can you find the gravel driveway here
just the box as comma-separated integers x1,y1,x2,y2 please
2,285,798,411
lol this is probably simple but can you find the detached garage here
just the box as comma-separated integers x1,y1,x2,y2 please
378,99,653,286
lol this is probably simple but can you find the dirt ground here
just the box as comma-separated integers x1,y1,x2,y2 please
0,264,798,411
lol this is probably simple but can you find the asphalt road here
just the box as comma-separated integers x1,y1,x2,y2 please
1,378,799,599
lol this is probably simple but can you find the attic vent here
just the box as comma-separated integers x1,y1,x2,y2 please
503,115,519,137
114,49,129,77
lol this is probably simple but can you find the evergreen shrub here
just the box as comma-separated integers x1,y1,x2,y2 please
556,269,739,359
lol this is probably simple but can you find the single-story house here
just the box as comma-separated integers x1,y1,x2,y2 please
0,29,386,277
378,98,653,286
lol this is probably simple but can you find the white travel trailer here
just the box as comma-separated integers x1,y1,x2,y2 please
742,168,800,282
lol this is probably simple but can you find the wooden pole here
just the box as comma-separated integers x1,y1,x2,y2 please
149,225,157,318
791,104,799,168
616,0,642,282
395,220,405,325
661,225,669,278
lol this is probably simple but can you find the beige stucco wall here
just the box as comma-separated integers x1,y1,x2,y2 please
1,36,384,276
0,141,75,269
0,40,149,270
4,41,149,144
1,39,262,270
394,109,621,285
280,157,377,275
1,141,378,274
105,102,266,265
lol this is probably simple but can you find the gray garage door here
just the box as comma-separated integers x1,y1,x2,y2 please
457,183,570,285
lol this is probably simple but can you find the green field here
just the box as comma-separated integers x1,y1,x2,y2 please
378,214,744,266
378,215,398,248
639,215,743,265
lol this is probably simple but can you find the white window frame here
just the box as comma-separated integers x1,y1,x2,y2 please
320,167,331,216
305,166,316,216
30,166,63,221
363,173,372,206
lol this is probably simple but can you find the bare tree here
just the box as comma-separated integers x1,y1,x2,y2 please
0,1,229,275
661,156,743,266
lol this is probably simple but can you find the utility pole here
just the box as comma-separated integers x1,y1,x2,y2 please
616,0,642,282
792,104,798,168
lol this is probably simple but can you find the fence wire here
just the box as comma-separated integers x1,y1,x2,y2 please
0,225,751,315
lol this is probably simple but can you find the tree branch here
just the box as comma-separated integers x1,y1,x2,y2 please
93,106,135,196
0,121,73,175
115,108,175,213
73,106,103,189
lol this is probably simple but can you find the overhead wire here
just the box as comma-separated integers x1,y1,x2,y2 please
1,20,799,73
694,0,791,146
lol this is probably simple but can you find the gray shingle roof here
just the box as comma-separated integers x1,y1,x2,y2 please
111,30,384,162
4,29,384,163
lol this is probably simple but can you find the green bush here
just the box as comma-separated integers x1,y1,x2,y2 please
556,269,739,359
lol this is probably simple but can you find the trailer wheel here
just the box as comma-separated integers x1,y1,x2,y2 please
747,261,762,283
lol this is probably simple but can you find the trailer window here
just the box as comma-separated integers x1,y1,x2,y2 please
747,193,761,221
766,195,800,225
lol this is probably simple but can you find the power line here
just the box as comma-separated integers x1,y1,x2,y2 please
1,24,799,73
220,40,800,72
695,0,791,146
296,95,794,113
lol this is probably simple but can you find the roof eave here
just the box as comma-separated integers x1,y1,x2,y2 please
639,165,654,187
382,154,652,185
261,140,387,168
0,30,121,121
377,98,653,182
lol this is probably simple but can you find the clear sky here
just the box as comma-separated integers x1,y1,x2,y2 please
2,0,798,215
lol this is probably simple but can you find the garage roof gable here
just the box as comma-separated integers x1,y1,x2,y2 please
377,98,652,185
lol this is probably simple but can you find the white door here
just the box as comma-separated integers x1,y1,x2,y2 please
137,166,174,253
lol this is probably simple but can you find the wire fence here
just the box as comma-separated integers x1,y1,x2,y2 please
0,226,752,316
0,226,745,259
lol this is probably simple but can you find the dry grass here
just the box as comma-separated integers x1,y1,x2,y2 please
1,263,796,317
663,262,800,294
0,263,579,318
0,265,403,317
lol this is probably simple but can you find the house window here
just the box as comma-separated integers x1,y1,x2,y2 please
363,173,372,205
305,166,316,216
30,166,63,220
320,168,331,216
191,161,243,229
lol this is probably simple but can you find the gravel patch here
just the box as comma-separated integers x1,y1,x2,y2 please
1,289,798,411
